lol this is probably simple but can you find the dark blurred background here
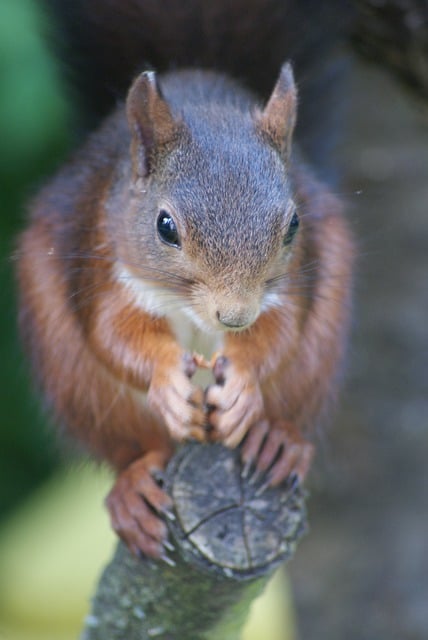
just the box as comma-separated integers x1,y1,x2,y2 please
0,1,427,639
290,61,428,639
0,0,70,518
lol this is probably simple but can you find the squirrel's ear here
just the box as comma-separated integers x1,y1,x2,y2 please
126,71,182,177
255,62,297,162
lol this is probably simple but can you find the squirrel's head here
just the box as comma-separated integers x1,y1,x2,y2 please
121,64,300,333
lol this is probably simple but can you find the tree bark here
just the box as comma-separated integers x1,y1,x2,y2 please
81,443,307,640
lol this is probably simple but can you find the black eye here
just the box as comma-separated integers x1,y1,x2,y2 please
283,210,299,246
157,210,181,248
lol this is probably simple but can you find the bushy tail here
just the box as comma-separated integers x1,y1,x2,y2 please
42,0,353,178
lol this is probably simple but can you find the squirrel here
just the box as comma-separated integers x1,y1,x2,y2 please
16,0,354,560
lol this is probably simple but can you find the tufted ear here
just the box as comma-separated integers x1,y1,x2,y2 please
126,71,183,178
255,62,297,163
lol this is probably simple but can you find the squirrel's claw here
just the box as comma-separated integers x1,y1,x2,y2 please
241,419,314,488
205,357,264,447
106,453,173,560
148,352,207,442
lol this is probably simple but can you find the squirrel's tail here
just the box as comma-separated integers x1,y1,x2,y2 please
42,0,353,179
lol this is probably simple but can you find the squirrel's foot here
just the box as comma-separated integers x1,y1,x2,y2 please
106,451,174,560
205,356,264,447
241,419,314,487
148,351,206,442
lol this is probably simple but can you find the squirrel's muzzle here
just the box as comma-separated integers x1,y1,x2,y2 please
215,304,259,331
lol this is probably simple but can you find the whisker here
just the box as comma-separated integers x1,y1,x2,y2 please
94,386,123,429
266,268,348,289
14,249,195,288
67,279,194,317
270,289,349,308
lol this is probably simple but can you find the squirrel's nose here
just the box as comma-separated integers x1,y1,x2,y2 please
216,307,258,330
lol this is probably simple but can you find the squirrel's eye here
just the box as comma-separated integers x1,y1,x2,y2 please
283,210,299,246
157,210,181,248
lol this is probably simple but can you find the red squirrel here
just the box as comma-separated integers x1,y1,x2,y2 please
17,1,354,559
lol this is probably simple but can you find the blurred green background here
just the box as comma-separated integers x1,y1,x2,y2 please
0,0,70,519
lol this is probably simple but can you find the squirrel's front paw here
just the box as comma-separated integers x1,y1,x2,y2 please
148,351,206,442
205,356,264,447
106,452,174,560
241,419,315,487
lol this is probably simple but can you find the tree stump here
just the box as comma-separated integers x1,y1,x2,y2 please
81,443,307,640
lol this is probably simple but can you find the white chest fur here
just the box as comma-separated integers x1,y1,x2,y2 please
165,308,220,357
167,309,223,386
114,263,223,385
